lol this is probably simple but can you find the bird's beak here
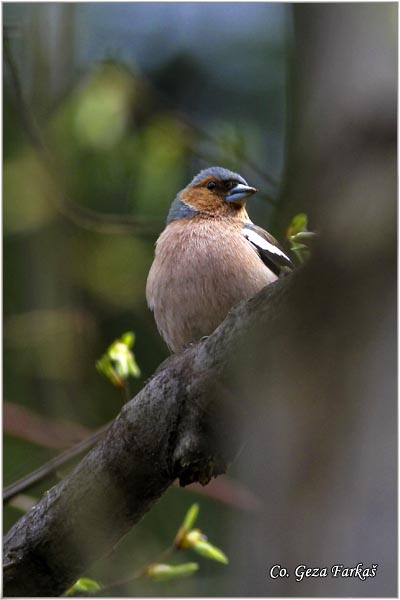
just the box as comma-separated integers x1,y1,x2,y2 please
226,183,257,206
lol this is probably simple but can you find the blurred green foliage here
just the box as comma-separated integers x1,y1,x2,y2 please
4,4,290,595
286,213,316,264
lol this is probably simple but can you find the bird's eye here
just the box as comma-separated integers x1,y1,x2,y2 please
207,181,217,190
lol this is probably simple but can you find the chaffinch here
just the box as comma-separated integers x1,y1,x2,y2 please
146,166,293,353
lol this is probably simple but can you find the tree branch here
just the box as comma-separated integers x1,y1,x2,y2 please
3,268,296,597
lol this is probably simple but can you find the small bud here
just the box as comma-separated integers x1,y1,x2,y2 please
175,503,200,546
183,503,200,530
291,231,317,244
174,505,229,565
286,213,315,265
96,331,140,387
181,528,206,548
126,353,141,379
109,342,131,379
96,355,123,387
147,562,199,581
286,213,308,239
181,529,228,565
121,331,135,348
190,538,229,565
66,578,102,596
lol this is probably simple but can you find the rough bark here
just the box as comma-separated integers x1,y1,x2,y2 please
3,5,396,597
3,266,296,597
227,5,397,597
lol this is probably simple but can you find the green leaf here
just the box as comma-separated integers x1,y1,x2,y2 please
183,503,199,530
147,562,199,581
285,213,316,265
191,538,229,565
109,342,131,378
183,529,229,565
291,231,317,243
96,332,141,388
121,331,135,348
175,505,229,565
96,355,123,387
175,503,200,546
286,213,308,238
66,578,102,596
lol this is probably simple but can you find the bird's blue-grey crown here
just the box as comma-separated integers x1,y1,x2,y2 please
166,166,249,224
188,166,248,188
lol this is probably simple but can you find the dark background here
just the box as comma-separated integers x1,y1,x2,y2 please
3,3,397,596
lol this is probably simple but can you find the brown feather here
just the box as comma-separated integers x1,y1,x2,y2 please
180,185,248,218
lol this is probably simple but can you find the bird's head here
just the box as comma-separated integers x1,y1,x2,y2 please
167,166,257,224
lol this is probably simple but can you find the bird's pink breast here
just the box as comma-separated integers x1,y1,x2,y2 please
146,218,276,352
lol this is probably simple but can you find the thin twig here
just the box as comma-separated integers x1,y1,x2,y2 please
140,73,280,191
3,32,160,238
4,31,279,240
94,543,176,596
3,32,44,151
3,423,110,503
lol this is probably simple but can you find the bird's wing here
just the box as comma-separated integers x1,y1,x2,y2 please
242,223,294,276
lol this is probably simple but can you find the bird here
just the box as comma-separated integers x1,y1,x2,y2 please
146,166,293,353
